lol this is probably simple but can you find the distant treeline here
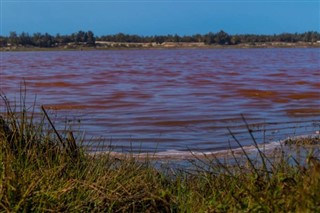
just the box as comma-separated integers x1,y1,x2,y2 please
1,30,319,48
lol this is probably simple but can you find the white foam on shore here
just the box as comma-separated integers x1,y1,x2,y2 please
89,134,319,160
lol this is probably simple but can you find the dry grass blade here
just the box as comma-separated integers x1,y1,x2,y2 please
241,114,271,179
41,105,65,149
227,127,258,175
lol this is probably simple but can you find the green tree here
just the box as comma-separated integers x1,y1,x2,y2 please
215,30,231,45
0,36,8,47
8,32,19,46
32,32,54,47
86,31,95,46
193,34,203,42
154,35,166,44
73,31,87,43
32,32,42,46
42,33,54,47
19,32,32,46
204,32,215,45
173,34,181,42
231,35,241,45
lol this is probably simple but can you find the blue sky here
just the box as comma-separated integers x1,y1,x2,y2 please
1,1,319,36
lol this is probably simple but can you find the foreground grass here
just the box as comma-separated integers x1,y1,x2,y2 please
0,96,319,212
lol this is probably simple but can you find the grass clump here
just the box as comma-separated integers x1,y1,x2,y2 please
0,94,319,212
284,135,320,146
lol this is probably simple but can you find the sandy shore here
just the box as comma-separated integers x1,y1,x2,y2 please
89,134,320,161
1,41,319,51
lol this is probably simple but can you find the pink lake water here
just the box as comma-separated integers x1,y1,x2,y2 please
1,48,319,153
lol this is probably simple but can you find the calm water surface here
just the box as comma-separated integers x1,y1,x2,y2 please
1,48,319,153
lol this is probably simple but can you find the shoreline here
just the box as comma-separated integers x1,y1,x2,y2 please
1,41,319,52
90,133,320,161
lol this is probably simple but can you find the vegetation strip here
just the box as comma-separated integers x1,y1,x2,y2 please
1,94,320,212
1,30,319,51
89,134,320,160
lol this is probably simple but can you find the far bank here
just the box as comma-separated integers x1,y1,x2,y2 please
1,41,320,52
